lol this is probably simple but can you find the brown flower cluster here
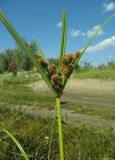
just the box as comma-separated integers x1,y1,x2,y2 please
35,54,63,93
35,51,81,93
36,54,48,69
49,63,63,92
61,51,81,77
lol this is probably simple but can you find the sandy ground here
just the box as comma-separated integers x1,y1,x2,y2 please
26,78,115,129
29,78,115,107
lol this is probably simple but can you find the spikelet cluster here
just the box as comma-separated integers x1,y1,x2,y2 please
36,54,48,69
35,51,81,93
49,63,57,77
49,63,63,92
51,74,63,92
61,51,81,77
35,54,63,93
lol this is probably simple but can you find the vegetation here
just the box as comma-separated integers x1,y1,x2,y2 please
0,79,53,107
73,61,115,80
0,44,35,73
1,50,115,80
0,104,115,160
0,69,115,160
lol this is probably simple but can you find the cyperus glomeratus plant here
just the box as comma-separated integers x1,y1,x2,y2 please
0,10,115,160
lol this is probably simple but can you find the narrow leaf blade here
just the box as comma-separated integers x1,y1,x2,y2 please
63,13,115,89
2,130,29,160
74,13,115,68
59,10,67,68
34,38,46,60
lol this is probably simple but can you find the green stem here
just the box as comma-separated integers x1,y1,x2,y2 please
56,98,64,160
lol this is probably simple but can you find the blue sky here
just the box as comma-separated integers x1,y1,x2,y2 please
0,0,115,66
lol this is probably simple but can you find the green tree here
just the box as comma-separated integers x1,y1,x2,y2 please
0,53,7,73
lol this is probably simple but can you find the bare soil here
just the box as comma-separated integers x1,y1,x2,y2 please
28,78,115,107
26,78,115,129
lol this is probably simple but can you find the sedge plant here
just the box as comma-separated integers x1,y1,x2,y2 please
0,9,115,160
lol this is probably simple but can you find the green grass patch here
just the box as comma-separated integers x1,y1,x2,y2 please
73,68,115,80
63,102,115,120
0,105,115,160
0,72,40,85
0,83,54,108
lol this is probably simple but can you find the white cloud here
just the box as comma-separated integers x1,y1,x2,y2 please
86,25,105,38
69,29,81,37
69,25,104,38
56,21,62,28
87,36,115,52
103,1,115,12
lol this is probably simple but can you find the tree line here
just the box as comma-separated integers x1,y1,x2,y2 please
0,42,35,74
0,42,115,74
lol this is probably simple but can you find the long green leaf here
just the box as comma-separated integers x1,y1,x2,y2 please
0,10,58,97
34,38,46,60
63,11,67,58
74,13,115,68
59,10,67,68
2,129,29,160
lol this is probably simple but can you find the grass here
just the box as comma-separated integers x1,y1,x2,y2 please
0,72,41,85
0,72,54,107
0,83,53,107
64,102,115,120
2,129,29,160
0,105,115,160
0,76,115,159
73,68,115,80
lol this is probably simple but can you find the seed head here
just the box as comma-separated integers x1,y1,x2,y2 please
50,63,56,71
39,59,48,69
74,51,81,59
61,64,73,77
51,74,63,92
48,63,57,78
51,74,63,85
62,54,74,65
35,54,41,59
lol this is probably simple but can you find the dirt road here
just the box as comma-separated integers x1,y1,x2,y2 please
29,78,115,107
3,78,115,129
